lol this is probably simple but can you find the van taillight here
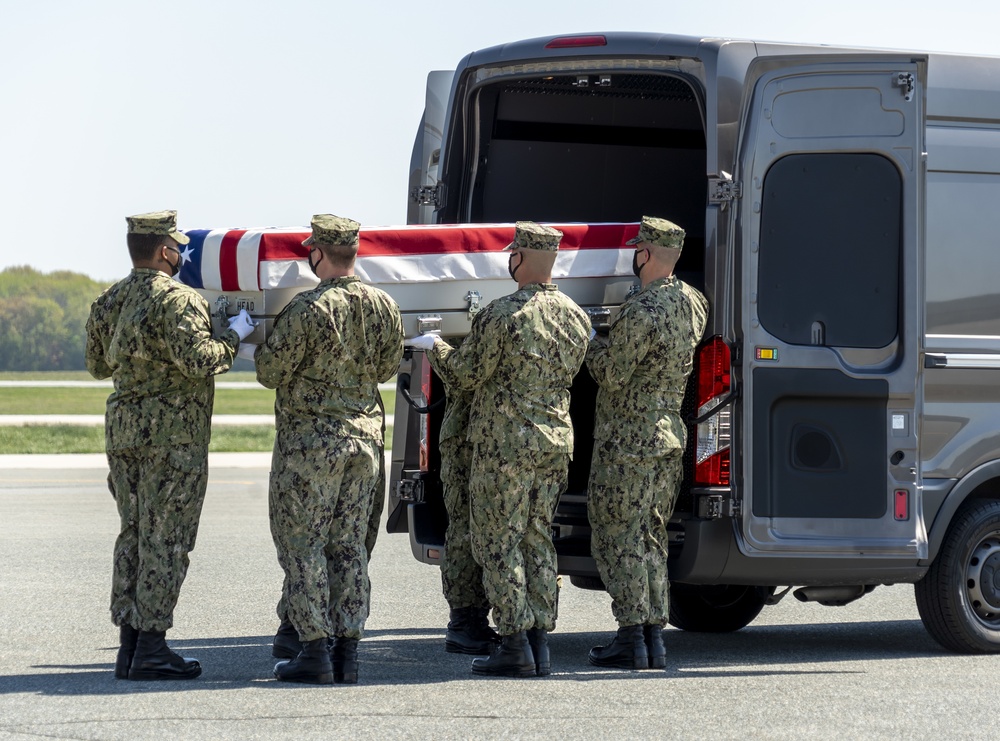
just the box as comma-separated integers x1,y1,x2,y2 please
544,35,607,49
694,337,732,487
418,358,433,472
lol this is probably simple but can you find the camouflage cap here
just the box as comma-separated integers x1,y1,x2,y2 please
125,210,190,245
302,214,360,247
626,215,685,250
503,221,563,252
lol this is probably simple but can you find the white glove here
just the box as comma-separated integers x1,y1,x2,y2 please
237,343,258,362
405,333,439,351
589,328,597,341
228,309,256,341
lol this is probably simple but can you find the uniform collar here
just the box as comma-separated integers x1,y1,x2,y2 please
641,276,676,293
320,275,360,287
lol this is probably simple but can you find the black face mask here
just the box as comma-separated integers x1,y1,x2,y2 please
165,246,182,278
308,247,322,276
631,249,646,278
508,253,520,281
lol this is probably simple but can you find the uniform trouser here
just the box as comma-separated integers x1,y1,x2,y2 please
588,445,683,627
469,444,568,636
365,444,385,559
277,443,384,627
440,437,488,610
107,444,208,632
269,437,379,642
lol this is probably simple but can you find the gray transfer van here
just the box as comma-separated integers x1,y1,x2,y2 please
388,31,1000,654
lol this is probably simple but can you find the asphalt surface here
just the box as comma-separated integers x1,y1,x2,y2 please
1,463,999,740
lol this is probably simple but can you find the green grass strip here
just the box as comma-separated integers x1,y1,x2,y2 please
0,425,393,454
0,387,395,416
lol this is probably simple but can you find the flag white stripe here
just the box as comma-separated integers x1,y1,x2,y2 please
201,230,226,291
256,248,633,290
237,231,264,291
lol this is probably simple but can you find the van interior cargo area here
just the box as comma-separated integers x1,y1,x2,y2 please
462,72,707,279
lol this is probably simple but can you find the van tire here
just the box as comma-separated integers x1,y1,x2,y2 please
568,575,606,591
668,584,771,632
915,498,1000,653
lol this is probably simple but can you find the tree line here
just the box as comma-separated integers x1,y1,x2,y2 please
0,266,111,371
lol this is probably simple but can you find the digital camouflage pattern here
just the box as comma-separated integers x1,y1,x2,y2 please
589,449,683,626
302,213,361,247
85,269,240,450
427,283,589,635
503,221,563,252
586,274,708,627
254,276,403,445
258,275,403,641
107,444,208,632
86,266,239,630
427,284,590,452
269,437,380,641
469,446,569,634
587,276,708,453
125,209,190,244
626,215,685,249
439,388,488,610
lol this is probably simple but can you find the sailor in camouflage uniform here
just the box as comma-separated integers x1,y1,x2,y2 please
408,222,590,677
586,216,708,670
254,214,403,685
439,384,499,655
85,210,255,681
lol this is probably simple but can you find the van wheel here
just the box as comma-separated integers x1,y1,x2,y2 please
668,584,772,632
568,575,605,591
915,498,1000,653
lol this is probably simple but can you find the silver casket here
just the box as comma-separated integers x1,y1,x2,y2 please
177,223,642,340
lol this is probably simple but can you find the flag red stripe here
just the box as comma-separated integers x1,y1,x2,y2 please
219,230,246,291
255,223,640,262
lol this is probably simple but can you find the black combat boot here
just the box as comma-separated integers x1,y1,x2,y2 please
588,625,649,670
272,619,302,659
471,631,536,678
114,624,139,680
273,637,334,685
644,624,666,669
331,636,359,684
527,628,550,677
128,630,202,681
445,607,501,655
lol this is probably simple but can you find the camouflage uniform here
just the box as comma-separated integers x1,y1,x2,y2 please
86,219,239,632
427,225,590,636
439,388,487,610
258,225,403,642
586,217,708,628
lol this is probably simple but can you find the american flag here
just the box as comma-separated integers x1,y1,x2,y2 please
178,222,641,292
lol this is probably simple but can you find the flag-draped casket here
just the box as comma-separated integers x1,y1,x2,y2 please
178,222,641,341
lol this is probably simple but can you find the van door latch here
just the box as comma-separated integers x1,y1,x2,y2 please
893,72,915,102
410,183,445,207
697,493,741,520
708,178,742,205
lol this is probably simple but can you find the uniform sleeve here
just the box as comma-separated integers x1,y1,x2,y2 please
255,300,311,390
84,294,112,380
427,305,504,392
377,300,405,384
162,291,238,378
586,304,653,391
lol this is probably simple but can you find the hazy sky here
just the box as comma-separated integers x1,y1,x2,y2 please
2,0,997,281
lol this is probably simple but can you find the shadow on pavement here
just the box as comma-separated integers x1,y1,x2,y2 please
0,618,945,696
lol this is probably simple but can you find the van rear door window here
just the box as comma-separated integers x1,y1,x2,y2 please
756,153,901,348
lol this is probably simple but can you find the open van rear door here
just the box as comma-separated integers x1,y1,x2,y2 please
736,57,926,557
407,70,454,225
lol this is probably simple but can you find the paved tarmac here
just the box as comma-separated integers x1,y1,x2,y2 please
2,464,999,740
